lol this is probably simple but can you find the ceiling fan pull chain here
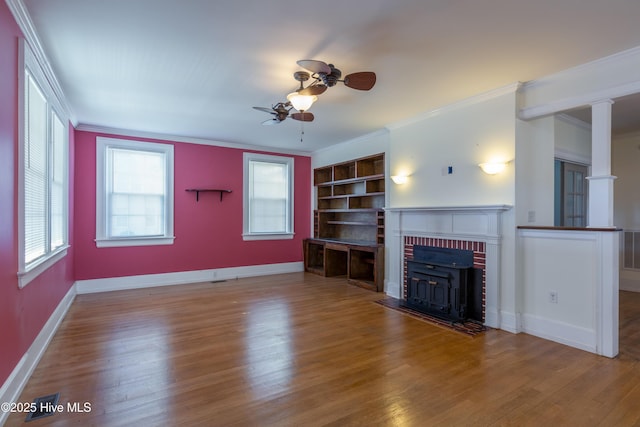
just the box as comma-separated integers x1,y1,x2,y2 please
300,122,305,143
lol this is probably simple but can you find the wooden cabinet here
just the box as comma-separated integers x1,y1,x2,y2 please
304,154,385,291
303,239,384,292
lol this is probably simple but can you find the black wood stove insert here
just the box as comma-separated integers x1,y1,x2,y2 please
404,245,481,323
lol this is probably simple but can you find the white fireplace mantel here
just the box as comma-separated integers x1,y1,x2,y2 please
384,205,512,329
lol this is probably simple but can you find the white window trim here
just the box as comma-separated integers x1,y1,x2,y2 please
95,137,175,248
17,40,70,288
242,153,295,241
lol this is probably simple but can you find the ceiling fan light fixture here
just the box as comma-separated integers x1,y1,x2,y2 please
287,92,317,112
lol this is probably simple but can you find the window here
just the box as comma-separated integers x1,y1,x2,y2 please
554,159,589,227
243,153,294,240
18,41,69,288
96,137,174,247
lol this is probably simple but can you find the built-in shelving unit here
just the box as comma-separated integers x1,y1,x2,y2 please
304,153,385,292
185,188,232,202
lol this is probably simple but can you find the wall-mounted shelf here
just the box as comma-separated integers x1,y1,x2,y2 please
186,188,232,202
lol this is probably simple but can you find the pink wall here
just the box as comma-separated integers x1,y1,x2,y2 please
0,2,310,389
73,131,311,280
0,3,76,386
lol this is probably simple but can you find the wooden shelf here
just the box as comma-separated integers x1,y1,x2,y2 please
305,153,385,292
186,188,232,202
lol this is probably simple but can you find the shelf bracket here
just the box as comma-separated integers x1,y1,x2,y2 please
186,189,232,202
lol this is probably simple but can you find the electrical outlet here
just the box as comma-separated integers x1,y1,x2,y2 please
549,291,558,304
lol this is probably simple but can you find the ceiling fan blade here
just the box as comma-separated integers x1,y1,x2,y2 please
299,84,327,96
253,106,276,114
291,112,314,122
344,72,377,91
297,59,331,75
262,118,281,125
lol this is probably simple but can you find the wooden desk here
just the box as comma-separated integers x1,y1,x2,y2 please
303,238,384,292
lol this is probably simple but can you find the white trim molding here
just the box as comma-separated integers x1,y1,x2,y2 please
0,284,76,426
6,0,75,125
518,227,620,357
75,262,304,294
384,205,512,329
519,45,640,121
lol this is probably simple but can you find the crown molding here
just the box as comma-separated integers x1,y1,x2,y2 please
519,80,640,121
556,113,592,131
312,128,390,155
519,45,640,120
6,0,77,126
74,123,313,156
521,45,640,91
385,82,521,130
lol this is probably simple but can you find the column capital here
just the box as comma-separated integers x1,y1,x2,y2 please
591,99,615,106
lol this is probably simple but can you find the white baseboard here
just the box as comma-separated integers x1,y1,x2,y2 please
521,313,597,354
384,280,401,299
498,310,522,333
620,278,640,292
0,261,304,425
0,284,76,426
75,262,304,294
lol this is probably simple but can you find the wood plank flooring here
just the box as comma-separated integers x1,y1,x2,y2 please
5,274,640,426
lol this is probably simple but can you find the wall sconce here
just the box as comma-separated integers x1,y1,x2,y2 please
479,161,507,175
391,174,409,185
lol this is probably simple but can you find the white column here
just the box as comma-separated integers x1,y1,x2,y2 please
484,240,501,329
384,209,403,299
597,231,620,358
587,100,616,228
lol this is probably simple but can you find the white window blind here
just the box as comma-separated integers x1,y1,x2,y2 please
24,72,48,264
243,153,294,240
51,111,66,248
96,137,174,247
108,147,166,237
19,39,70,288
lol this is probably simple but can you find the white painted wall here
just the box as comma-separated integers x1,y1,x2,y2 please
515,116,555,226
613,131,640,291
613,132,640,229
519,228,619,357
388,90,517,208
554,115,592,164
520,46,640,117
311,129,390,171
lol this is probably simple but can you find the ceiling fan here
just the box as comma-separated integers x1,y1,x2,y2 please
295,59,377,96
252,102,314,125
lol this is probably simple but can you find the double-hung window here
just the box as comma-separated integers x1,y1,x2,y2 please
243,153,294,240
96,137,174,247
18,41,69,288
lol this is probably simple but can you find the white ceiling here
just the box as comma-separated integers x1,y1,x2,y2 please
22,0,640,153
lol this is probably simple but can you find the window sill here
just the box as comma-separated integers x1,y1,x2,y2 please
95,236,175,248
18,245,69,289
242,232,295,241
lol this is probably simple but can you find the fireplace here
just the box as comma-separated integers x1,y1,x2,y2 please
404,245,483,323
386,205,510,329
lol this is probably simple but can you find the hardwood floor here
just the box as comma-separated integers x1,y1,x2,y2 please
6,274,640,426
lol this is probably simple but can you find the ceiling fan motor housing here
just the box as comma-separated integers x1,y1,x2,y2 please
321,64,341,87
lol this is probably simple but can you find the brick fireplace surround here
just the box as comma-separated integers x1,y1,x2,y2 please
385,205,511,329
403,236,486,321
